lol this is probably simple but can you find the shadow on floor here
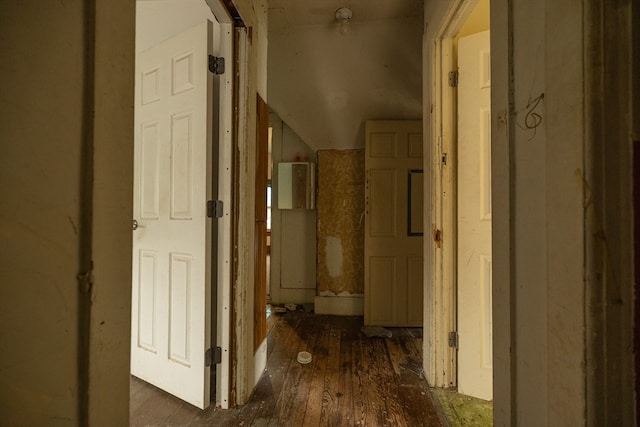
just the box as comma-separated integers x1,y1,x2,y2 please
131,310,449,426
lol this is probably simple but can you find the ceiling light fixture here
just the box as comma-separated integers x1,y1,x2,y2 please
335,7,353,34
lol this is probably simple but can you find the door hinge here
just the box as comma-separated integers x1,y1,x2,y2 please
208,55,225,75
205,346,222,366
448,331,458,349
441,152,448,165
207,200,224,218
448,70,458,87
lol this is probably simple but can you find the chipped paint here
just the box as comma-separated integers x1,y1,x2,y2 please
318,290,364,297
316,149,365,295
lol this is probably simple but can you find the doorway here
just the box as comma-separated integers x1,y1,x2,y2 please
131,0,234,409
427,0,492,402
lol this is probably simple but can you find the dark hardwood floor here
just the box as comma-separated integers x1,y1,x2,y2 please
130,311,447,426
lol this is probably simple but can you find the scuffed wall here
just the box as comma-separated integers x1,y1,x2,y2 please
0,1,134,425
0,3,84,423
316,149,365,295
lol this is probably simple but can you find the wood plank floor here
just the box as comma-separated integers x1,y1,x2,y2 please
130,311,447,426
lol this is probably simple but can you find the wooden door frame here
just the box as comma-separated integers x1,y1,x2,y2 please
229,24,270,406
254,94,268,350
424,0,479,391
583,0,637,423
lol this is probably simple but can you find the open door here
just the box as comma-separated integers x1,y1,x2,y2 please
254,94,268,350
364,120,424,327
131,20,216,409
457,30,493,401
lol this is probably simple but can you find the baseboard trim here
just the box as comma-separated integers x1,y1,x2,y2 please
314,295,364,316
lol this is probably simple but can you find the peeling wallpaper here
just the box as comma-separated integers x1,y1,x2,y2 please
316,149,365,295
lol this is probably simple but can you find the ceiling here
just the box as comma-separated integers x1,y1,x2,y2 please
267,0,424,152
268,0,424,30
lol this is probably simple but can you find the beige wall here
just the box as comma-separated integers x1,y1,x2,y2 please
456,0,489,39
0,0,134,425
494,0,587,423
268,16,423,152
90,1,136,424
269,113,317,304
136,0,216,52
0,3,84,423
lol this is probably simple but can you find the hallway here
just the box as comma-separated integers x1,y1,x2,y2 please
130,311,446,426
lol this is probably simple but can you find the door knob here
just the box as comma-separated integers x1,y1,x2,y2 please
132,219,139,231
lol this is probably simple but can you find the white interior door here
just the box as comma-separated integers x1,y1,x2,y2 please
131,20,214,409
457,30,492,401
364,120,424,327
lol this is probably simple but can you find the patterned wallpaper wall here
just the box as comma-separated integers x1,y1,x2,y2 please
316,149,365,295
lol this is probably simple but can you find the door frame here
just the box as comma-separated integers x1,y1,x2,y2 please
424,0,478,391
211,9,234,409
425,0,512,419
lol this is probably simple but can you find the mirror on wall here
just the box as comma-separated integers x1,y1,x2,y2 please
277,162,316,209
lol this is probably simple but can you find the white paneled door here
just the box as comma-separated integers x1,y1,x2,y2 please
457,30,493,401
131,20,214,409
364,120,424,327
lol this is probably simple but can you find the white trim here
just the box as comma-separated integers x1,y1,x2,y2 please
488,1,511,422
234,27,250,404
205,0,232,24
211,6,233,408
423,0,478,390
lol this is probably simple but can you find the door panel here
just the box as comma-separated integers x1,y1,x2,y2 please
365,120,423,327
457,29,493,401
131,20,214,409
407,256,424,325
369,257,396,324
369,169,396,237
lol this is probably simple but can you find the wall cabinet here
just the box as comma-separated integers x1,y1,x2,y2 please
277,162,316,209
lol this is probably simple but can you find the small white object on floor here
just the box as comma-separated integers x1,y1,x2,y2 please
285,303,297,311
273,307,287,314
297,351,312,364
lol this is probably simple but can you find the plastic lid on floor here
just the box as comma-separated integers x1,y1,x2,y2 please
297,351,312,365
